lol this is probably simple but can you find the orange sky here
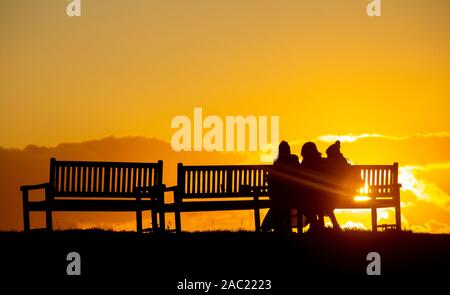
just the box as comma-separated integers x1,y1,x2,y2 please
0,0,449,232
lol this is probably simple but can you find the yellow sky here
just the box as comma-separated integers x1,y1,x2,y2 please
0,0,449,232
1,0,449,148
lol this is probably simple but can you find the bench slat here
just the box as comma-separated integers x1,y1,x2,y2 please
50,160,163,198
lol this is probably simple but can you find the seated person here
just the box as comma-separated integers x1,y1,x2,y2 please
297,142,340,232
326,140,362,205
264,141,299,233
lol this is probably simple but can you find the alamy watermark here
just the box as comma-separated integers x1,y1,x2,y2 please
66,0,81,17
66,251,81,276
170,108,279,162
66,1,381,18
366,252,381,275
367,0,381,17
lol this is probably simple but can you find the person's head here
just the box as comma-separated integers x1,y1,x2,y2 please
301,142,321,160
276,140,291,160
326,140,342,159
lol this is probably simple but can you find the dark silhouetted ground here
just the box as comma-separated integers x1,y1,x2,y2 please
0,230,448,291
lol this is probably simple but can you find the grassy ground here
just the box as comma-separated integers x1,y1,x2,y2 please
0,229,448,290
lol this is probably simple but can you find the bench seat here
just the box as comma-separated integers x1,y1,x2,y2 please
28,199,158,212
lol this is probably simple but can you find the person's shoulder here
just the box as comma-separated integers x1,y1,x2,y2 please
272,159,284,169
318,157,330,169
289,154,299,163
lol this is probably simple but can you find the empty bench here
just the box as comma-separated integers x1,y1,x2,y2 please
171,163,401,233
21,158,166,232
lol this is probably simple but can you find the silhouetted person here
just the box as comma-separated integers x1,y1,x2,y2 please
265,141,299,233
326,140,349,167
325,140,363,227
296,142,327,232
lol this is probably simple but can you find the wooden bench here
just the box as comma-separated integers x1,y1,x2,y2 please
21,158,165,233
171,163,401,233
171,164,271,233
339,164,401,232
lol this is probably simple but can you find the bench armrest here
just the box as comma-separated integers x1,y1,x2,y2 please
21,183,50,206
134,184,167,196
164,186,177,192
135,185,180,194
20,183,49,192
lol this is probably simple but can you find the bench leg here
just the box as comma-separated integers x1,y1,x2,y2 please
45,192,53,232
22,191,30,232
254,208,261,232
175,210,182,234
151,210,158,232
46,209,52,232
371,208,377,232
253,196,261,232
136,212,143,233
158,213,165,232
137,214,143,233
23,209,30,233
297,209,303,236
395,203,401,231
135,197,143,233
158,201,165,232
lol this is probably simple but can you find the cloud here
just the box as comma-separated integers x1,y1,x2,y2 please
396,164,450,233
409,220,450,234
340,221,368,231
316,132,450,143
402,162,450,171
399,166,450,212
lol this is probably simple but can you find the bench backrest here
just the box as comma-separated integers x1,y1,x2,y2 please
176,164,271,199
48,158,163,198
176,163,400,200
356,164,400,198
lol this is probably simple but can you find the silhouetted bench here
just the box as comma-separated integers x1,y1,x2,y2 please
21,158,165,233
172,164,271,233
171,163,401,233
340,164,401,232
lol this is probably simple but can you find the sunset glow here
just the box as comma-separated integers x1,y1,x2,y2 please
0,0,449,233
